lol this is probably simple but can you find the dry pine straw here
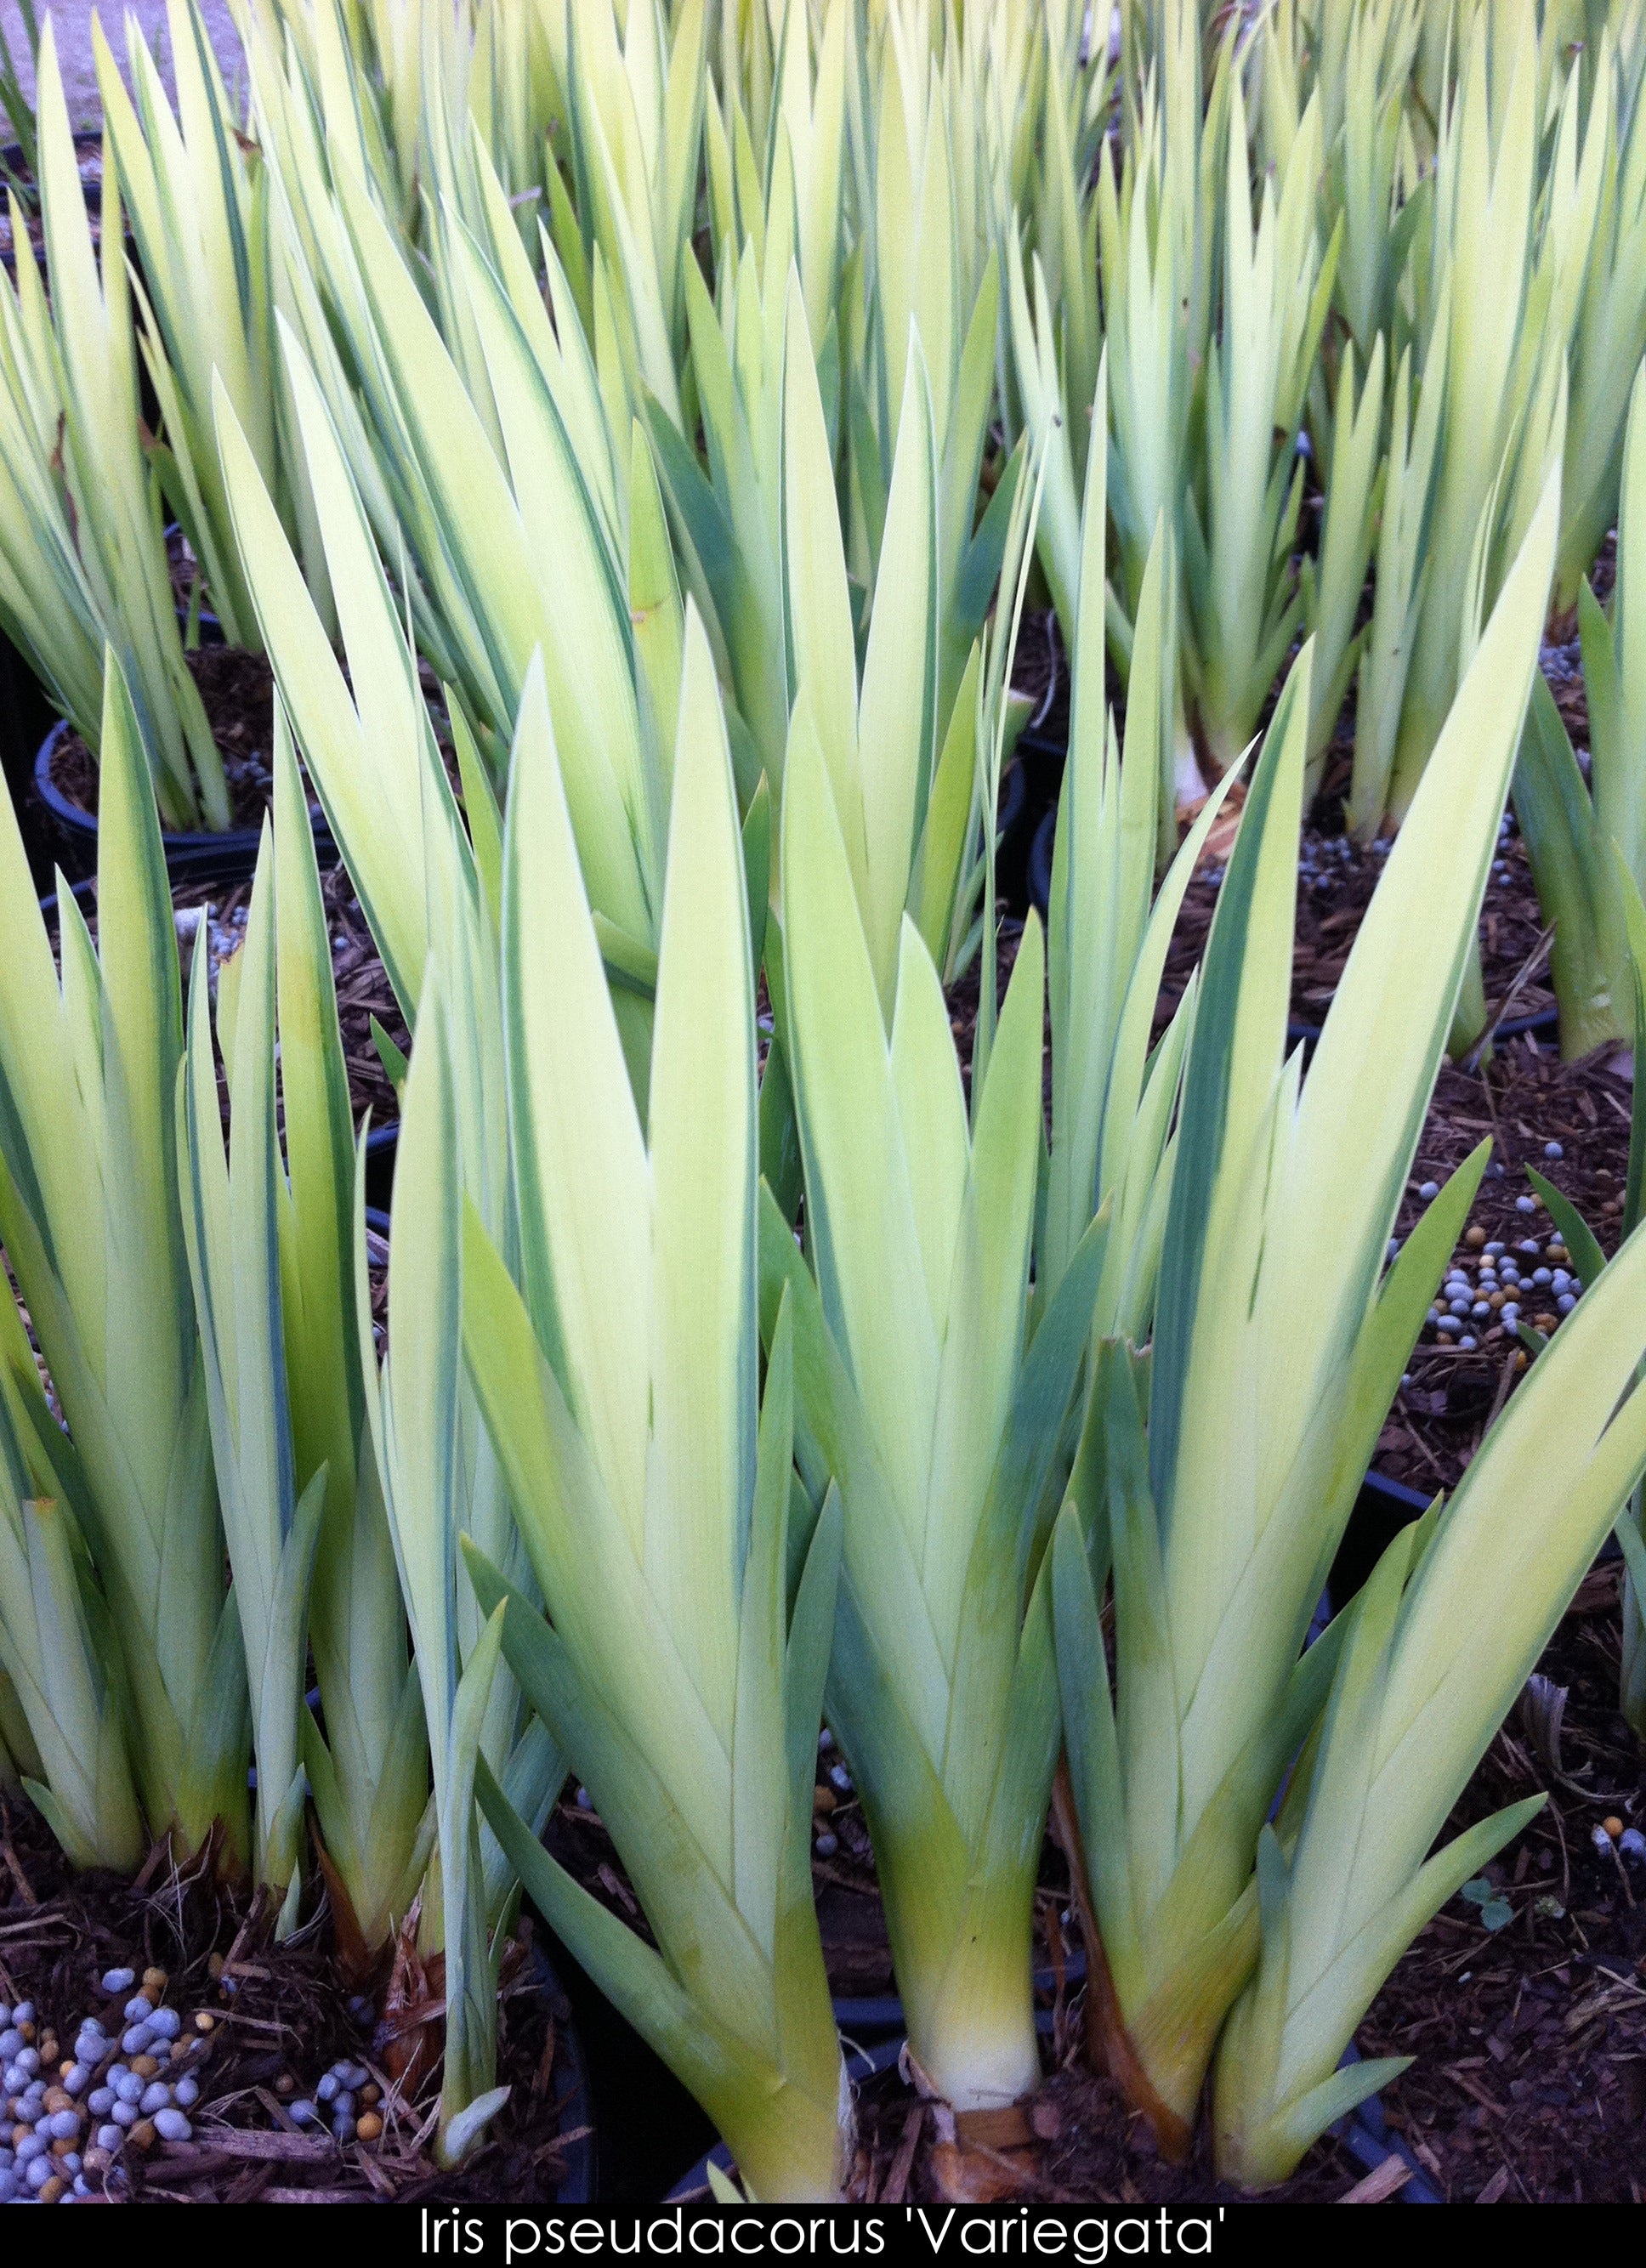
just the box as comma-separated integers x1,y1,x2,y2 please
0,1795,582,2205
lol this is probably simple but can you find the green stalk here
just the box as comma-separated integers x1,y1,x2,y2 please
1183,80,1337,774
1555,26,1646,615
1303,337,1385,791
1348,333,1446,847
0,1296,142,1872
773,673,1094,2110
1514,360,1646,1059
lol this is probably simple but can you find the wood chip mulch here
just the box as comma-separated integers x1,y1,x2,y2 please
1376,1035,1634,1497
45,861,404,1149
0,1795,585,2204
1158,816,1556,1040
1352,1563,1646,2203
819,1568,1646,2206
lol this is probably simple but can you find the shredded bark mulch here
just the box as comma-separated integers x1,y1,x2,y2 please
1157,814,1555,1041
0,143,103,273
44,644,276,835
0,1795,584,2204
1375,1035,1634,1497
822,1568,1646,2206
1353,1562,1646,2204
321,863,406,1137
42,863,404,1146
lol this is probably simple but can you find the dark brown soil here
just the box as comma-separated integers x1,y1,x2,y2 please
842,2055,1360,2206
941,916,1036,1110
47,644,276,835
44,863,406,1144
1158,817,1555,1041
0,141,103,272
0,1795,584,2204
809,1568,1646,2206
1376,1037,1634,1496
172,866,406,1142
1353,1562,1646,2204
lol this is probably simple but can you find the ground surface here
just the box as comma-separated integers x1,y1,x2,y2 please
0,3,244,129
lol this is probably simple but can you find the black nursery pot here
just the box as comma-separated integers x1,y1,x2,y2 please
527,1912,716,2203
0,133,103,206
1286,1003,1559,1049
363,1125,401,1214
0,632,54,890
33,718,336,886
1337,1460,1622,1608
665,1983,1439,2205
1028,802,1057,921
994,757,1034,913
524,1942,599,2205
1015,723,1069,803
1329,1468,1435,1609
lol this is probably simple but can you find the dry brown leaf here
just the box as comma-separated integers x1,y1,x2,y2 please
954,2103,1037,2152
930,2140,1037,2203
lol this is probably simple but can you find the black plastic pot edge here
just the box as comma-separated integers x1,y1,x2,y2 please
1,133,102,186
363,1123,400,1211
1354,1460,1622,1569
37,843,322,907
524,1941,599,2206
994,754,1037,912
32,717,336,885
1286,1005,1560,1048
1017,723,1070,774
1336,2044,1443,2203
1028,802,1056,919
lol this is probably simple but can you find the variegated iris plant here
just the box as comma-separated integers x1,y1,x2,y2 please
178,718,431,1943
1055,473,1646,2189
217,370,565,2166
458,628,850,2202
1515,357,1646,1061
0,650,246,1864
0,20,225,827
763,364,1227,2113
